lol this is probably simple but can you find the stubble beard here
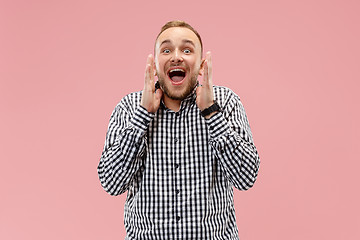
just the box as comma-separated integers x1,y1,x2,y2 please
158,74,198,101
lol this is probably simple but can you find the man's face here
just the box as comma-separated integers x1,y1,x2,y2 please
154,27,203,101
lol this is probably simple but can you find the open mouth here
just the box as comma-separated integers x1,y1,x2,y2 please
167,68,186,83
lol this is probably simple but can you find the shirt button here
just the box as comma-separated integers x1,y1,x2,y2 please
176,189,180,194
175,112,180,117
175,163,179,169
174,137,178,143
176,216,181,222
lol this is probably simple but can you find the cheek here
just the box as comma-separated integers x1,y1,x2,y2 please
185,56,201,68
156,58,167,69
189,61,201,72
154,60,162,73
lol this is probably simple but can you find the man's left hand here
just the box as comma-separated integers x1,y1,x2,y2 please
196,51,217,119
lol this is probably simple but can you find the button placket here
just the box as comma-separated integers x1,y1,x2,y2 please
173,111,182,225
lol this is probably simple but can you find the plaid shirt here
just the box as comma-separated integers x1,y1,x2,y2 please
98,86,260,240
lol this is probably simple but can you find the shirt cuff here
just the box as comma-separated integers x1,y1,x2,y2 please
205,111,231,139
130,105,154,133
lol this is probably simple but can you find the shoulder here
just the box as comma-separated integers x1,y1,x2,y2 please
113,90,143,113
213,85,242,107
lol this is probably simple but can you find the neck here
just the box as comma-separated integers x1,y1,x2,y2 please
163,94,181,112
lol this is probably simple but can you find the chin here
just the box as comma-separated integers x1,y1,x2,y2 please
162,81,197,100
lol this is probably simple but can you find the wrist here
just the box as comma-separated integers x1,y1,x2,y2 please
200,100,222,118
204,111,219,119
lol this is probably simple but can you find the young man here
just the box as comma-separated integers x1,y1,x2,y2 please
98,20,260,240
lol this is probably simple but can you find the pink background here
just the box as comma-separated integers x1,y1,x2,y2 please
1,0,359,239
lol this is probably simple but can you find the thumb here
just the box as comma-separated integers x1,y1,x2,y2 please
155,88,163,101
196,85,202,96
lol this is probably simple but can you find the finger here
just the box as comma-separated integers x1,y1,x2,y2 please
205,51,213,86
203,60,208,87
144,63,151,85
148,54,155,80
144,55,151,83
144,54,154,88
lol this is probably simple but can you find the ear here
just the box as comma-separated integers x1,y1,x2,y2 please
198,58,206,76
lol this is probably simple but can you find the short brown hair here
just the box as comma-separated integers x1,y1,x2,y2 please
155,20,203,54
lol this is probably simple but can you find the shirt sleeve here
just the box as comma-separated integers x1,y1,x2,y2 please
97,100,154,196
205,90,260,191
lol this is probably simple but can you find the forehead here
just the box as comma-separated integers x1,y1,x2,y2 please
156,27,201,49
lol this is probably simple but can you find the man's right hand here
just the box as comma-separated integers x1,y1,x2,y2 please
140,54,163,113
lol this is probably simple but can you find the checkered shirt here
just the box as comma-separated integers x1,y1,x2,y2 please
98,86,260,240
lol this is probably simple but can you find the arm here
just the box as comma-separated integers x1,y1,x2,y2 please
206,90,260,190
196,52,260,190
97,54,162,196
97,102,154,195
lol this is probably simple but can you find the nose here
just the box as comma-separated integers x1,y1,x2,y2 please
171,49,183,63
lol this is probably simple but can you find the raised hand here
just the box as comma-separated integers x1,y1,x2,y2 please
196,51,215,118
140,54,163,113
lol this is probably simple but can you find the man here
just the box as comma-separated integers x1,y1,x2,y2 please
98,20,260,240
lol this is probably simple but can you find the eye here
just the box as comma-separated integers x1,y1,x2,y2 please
184,49,191,54
163,49,170,54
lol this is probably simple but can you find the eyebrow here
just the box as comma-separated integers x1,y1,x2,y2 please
159,39,196,48
159,39,171,47
182,39,195,47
